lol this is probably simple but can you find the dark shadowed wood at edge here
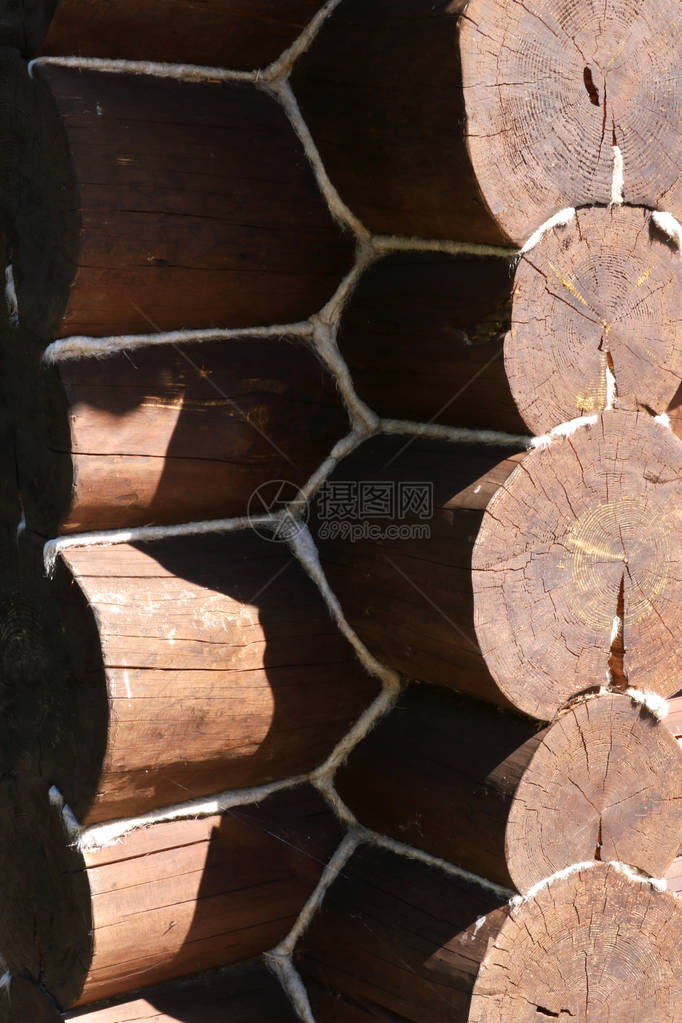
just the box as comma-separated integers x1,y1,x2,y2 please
39,0,325,68
63,962,298,1022
460,0,682,244
336,684,682,891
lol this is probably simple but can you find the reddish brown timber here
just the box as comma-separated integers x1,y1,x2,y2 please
336,251,527,435
460,0,682,244
472,409,681,719
506,206,682,434
0,0,56,54
72,785,343,1006
291,0,512,244
56,531,378,824
63,963,298,1022
4,59,354,342
39,1,325,69
336,684,682,890
309,434,525,705
18,335,349,535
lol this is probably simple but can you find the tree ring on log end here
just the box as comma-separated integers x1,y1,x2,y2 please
506,206,682,435
460,0,682,244
468,863,682,1022
472,410,681,720
506,692,682,893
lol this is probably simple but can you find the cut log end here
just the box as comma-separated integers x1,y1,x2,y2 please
468,863,682,1022
460,0,682,243
506,206,682,434
506,692,682,892
472,410,681,719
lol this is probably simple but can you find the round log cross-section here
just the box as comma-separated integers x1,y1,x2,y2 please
468,863,682,1022
460,0,682,244
506,206,682,434
506,692,682,893
472,410,681,719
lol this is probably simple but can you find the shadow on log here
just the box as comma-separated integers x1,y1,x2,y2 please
63,961,298,1022
38,0,326,69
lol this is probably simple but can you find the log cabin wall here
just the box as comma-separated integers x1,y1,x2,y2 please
0,1,679,1021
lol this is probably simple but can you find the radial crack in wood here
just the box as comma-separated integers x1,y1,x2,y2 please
460,0,682,244
472,409,681,719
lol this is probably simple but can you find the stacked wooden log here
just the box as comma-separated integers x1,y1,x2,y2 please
0,0,678,1021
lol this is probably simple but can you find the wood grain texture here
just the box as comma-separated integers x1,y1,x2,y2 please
336,683,540,888
460,0,682,245
40,0,324,68
295,844,510,1023
21,65,354,340
291,0,509,243
59,531,377,824
64,963,297,1021
506,207,682,434
19,336,349,535
1,978,63,1022
337,685,682,892
310,435,524,705
337,252,527,434
473,410,681,719
505,692,682,892
75,785,343,1006
469,864,682,1022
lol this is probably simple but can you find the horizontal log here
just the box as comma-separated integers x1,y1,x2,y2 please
460,0,682,244
295,843,510,1022
74,784,343,1006
291,0,511,244
40,1,324,68
17,334,349,535
473,409,681,719
310,434,525,705
47,531,378,824
336,685,682,890
7,59,354,341
296,848,679,1021
63,963,297,1021
337,252,527,434
506,206,682,434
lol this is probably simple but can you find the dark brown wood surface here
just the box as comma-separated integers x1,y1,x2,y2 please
506,206,682,434
310,435,525,705
2,978,63,1022
19,64,354,341
337,252,527,434
295,844,510,1023
40,1,324,68
20,336,349,535
74,785,343,1006
473,409,681,719
64,963,298,1022
58,531,378,824
291,0,510,244
460,0,682,244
